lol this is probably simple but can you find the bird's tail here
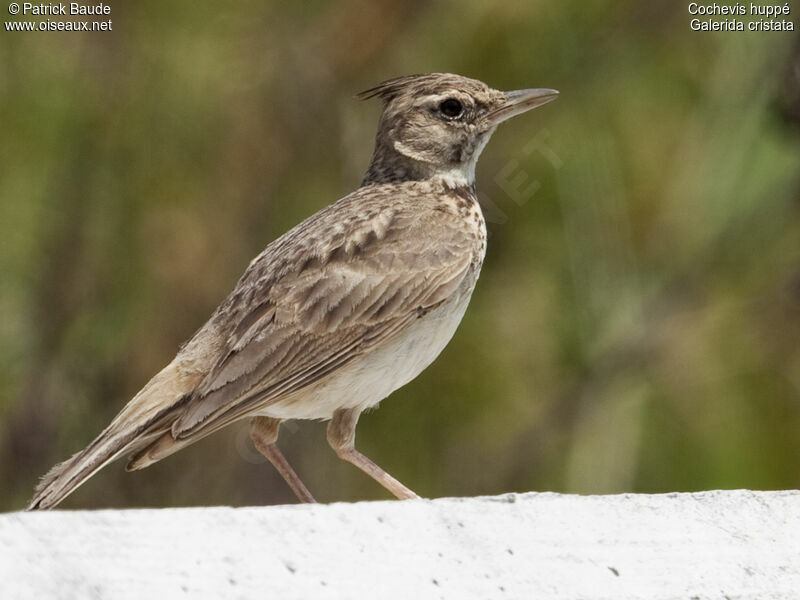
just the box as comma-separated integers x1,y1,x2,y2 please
27,360,195,510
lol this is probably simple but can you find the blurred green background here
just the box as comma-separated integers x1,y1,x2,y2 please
1,1,799,510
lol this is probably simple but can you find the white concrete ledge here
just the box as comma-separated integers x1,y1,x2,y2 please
2,490,799,599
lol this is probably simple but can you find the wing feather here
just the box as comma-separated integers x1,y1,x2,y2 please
171,185,479,439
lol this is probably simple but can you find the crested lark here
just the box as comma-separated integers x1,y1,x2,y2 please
28,73,557,509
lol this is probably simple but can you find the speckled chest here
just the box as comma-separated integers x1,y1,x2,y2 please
440,185,487,268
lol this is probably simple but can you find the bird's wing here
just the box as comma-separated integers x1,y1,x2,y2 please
171,188,477,439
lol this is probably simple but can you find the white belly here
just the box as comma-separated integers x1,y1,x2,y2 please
259,275,477,420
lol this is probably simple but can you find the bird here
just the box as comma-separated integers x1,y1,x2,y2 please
28,73,558,510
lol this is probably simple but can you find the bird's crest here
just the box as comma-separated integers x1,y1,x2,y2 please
356,73,486,102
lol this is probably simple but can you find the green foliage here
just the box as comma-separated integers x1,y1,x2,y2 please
1,1,798,509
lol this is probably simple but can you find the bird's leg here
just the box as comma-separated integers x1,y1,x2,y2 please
327,408,420,500
250,416,316,503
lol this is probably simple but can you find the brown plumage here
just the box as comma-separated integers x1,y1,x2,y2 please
28,73,558,509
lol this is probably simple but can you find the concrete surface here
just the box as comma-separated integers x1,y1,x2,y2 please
2,490,799,599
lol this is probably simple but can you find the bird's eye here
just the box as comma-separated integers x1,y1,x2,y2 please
439,98,463,118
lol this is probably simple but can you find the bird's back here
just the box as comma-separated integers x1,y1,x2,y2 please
170,179,486,432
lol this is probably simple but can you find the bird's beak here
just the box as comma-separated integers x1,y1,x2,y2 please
484,88,559,128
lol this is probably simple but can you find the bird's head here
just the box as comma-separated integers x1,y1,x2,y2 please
358,73,558,188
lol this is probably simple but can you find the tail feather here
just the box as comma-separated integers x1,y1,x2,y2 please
125,409,243,471
27,361,197,510
125,431,193,471
27,425,162,510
